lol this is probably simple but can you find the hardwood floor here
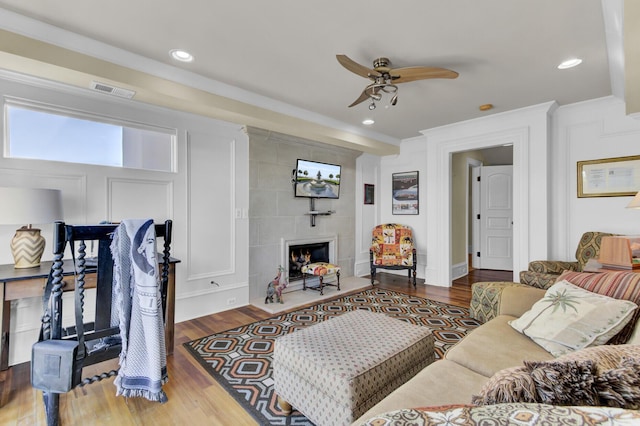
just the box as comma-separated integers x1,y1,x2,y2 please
0,269,512,425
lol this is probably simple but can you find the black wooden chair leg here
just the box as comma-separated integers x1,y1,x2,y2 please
43,391,60,426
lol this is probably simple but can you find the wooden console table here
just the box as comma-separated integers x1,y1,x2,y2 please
0,257,179,371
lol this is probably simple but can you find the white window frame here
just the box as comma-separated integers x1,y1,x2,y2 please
4,96,178,173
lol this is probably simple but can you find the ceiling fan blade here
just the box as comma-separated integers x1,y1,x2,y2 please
337,54,381,79
391,66,459,83
348,89,372,107
348,86,382,107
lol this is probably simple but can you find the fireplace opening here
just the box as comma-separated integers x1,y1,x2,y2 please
289,242,329,281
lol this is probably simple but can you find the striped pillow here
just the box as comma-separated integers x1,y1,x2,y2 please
557,271,640,344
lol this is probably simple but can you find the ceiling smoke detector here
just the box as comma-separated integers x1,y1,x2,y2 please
90,81,136,99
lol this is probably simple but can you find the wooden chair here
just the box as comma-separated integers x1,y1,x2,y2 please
369,223,417,287
34,220,172,426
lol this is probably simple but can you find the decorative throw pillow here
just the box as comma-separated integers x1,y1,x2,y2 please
556,271,640,344
524,359,598,406
509,280,637,356
594,357,640,409
553,344,640,373
471,366,537,405
473,345,640,409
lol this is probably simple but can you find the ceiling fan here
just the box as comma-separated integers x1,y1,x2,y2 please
336,54,459,110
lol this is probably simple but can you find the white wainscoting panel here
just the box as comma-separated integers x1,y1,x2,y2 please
107,178,173,222
187,131,235,280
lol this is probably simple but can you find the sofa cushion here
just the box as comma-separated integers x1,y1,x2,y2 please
557,270,640,344
445,315,553,378
509,280,637,356
353,360,488,424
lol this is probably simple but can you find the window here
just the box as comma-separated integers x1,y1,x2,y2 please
5,100,176,172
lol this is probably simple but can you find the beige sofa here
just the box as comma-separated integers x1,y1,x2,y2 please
354,272,640,424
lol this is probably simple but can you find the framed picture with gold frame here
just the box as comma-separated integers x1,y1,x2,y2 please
577,155,640,198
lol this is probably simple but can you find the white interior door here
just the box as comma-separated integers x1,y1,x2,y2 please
479,165,513,270
471,166,481,269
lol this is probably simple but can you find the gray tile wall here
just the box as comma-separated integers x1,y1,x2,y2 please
248,127,359,301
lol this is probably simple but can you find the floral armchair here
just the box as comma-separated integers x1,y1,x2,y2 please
369,223,417,287
519,231,617,289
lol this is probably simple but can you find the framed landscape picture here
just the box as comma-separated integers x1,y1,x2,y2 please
392,171,418,215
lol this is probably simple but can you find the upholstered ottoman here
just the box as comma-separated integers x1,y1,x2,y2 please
301,262,341,295
273,310,434,426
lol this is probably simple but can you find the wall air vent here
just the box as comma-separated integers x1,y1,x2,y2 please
89,81,136,99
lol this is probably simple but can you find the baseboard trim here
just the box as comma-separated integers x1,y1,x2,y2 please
451,262,468,280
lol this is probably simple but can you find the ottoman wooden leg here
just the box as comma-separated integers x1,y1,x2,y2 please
277,396,292,415
319,275,324,295
336,270,341,291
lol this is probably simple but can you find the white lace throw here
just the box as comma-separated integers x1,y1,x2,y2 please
110,219,168,402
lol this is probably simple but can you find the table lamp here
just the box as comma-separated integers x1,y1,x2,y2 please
0,187,63,268
627,191,640,210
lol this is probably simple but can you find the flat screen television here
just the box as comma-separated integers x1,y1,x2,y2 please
294,159,341,199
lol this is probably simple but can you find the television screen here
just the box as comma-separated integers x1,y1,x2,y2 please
294,159,341,199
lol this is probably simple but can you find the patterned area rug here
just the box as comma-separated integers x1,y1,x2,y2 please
184,288,480,425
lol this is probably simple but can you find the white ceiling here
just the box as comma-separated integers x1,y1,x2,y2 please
0,0,625,152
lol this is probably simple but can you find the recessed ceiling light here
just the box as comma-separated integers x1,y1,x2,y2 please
362,118,375,125
170,49,194,63
558,58,582,69
479,104,493,111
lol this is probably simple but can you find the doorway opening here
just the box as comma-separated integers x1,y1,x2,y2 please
452,145,513,280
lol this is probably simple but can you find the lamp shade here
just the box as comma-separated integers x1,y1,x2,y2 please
0,187,63,225
627,191,640,210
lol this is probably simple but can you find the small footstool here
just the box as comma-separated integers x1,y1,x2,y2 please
273,310,435,426
301,262,341,295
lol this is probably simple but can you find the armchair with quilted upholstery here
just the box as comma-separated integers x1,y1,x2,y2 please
369,223,417,287
519,231,616,289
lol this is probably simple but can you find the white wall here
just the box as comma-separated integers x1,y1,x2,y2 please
0,72,249,365
354,153,381,277
550,96,640,258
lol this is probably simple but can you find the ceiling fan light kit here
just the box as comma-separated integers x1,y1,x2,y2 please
337,54,458,109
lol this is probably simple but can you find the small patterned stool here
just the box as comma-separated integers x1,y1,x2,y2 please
301,262,341,295
273,310,435,426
